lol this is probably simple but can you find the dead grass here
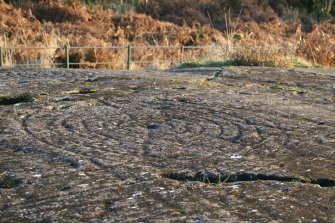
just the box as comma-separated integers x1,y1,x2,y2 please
0,0,334,68
296,21,335,67
226,45,293,67
178,45,305,68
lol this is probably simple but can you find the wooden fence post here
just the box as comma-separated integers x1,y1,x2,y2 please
0,47,3,67
180,45,185,62
225,44,229,60
127,45,132,70
65,45,70,69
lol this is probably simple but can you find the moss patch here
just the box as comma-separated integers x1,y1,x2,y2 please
0,177,22,189
295,118,312,124
271,85,307,94
66,88,98,94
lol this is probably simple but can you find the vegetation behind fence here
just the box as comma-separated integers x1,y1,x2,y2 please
0,44,315,70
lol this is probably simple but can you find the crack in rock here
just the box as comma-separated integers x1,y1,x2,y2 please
0,93,35,105
163,170,335,188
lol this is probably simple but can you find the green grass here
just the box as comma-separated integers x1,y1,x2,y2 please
177,61,227,69
177,55,318,69
177,58,278,69
216,174,230,184
178,62,203,69
283,56,320,68
223,58,276,67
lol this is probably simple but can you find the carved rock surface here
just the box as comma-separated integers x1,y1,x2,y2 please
0,67,334,222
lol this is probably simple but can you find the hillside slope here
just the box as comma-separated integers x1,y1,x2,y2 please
0,0,334,67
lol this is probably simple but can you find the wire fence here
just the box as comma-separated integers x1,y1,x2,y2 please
0,44,297,70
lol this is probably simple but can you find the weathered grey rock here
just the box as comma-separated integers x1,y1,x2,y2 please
0,67,334,222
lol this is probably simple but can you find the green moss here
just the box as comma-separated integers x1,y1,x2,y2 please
231,189,239,196
35,95,48,103
85,82,98,87
0,178,21,189
67,88,98,94
78,88,97,94
271,85,307,93
295,118,311,124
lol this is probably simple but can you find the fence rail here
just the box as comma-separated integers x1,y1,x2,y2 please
0,45,296,70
